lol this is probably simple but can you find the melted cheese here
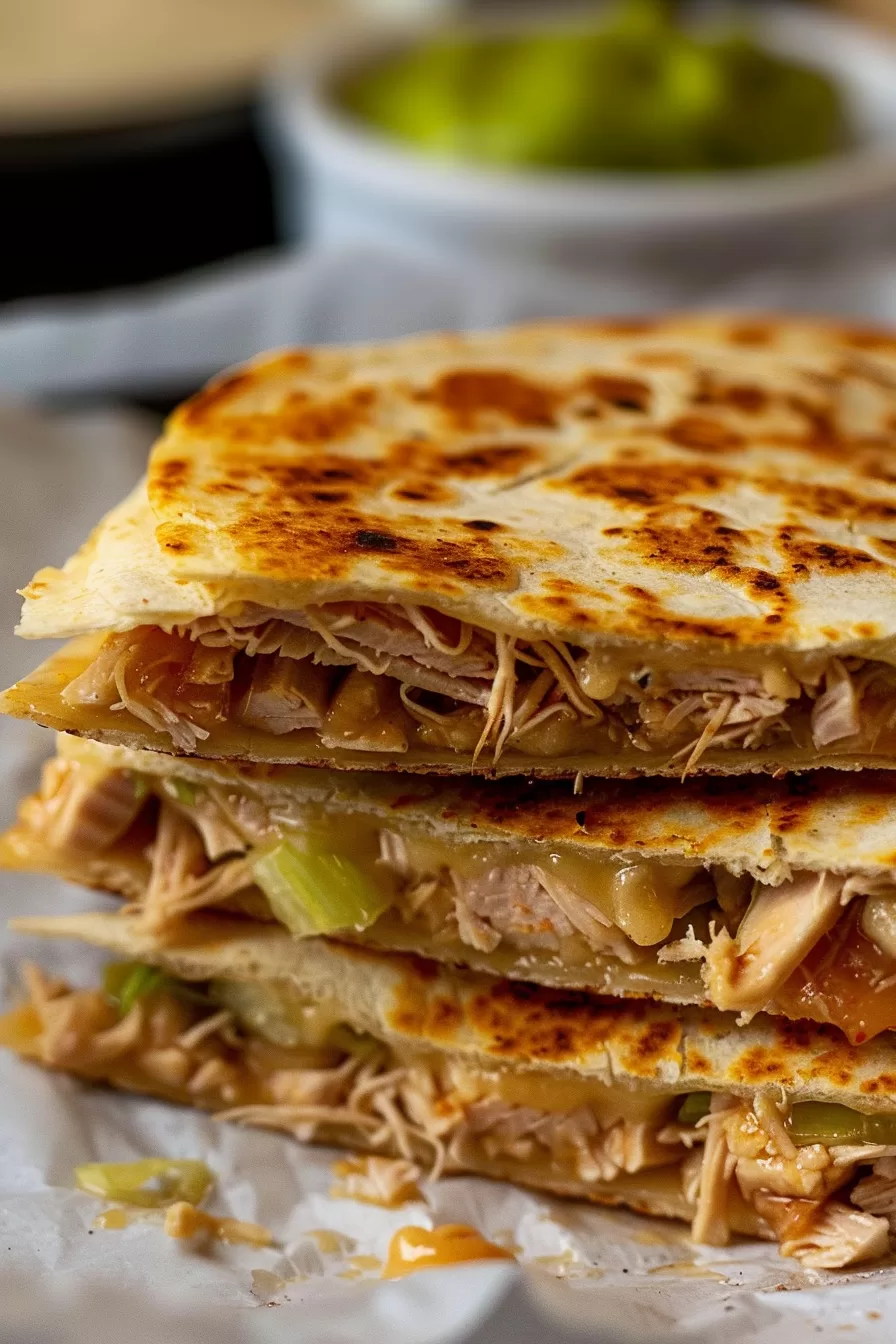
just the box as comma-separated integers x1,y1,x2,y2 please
391,829,706,948
490,1071,674,1126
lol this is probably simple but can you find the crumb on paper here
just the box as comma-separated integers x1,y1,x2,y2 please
306,1228,357,1254
251,1269,299,1301
648,1261,727,1281
532,1250,587,1279
92,1209,133,1231
491,1230,522,1255
164,1201,273,1247
92,1207,161,1231
330,1155,422,1208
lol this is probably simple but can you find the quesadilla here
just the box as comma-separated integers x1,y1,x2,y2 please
6,914,896,1270
6,316,896,777
10,733,896,1045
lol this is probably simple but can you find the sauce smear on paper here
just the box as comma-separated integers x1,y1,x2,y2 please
382,1224,513,1279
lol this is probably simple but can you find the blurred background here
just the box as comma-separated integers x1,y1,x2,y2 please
0,0,896,414
1,1,896,408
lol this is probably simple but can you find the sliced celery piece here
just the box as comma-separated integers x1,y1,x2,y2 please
252,838,390,935
74,1159,214,1208
677,1092,712,1125
104,962,170,1016
132,774,149,801
788,1101,896,1147
171,779,198,806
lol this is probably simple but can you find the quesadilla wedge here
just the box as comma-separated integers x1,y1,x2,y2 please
7,913,896,1270
7,316,896,777
11,734,896,1045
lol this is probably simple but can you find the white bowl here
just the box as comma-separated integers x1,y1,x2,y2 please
265,6,896,287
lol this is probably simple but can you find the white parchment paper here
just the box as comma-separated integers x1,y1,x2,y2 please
1,408,896,1344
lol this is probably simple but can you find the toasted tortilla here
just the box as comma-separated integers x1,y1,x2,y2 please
17,318,896,652
30,733,896,879
8,317,896,775
13,909,896,1112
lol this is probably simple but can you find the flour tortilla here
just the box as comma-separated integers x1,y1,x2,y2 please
31,734,896,881
14,318,896,656
13,909,896,1116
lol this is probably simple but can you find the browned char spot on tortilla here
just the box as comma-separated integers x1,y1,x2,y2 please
775,526,887,578
839,323,896,354
219,504,522,592
580,374,653,413
771,772,896,840
553,460,727,506
461,981,675,1068
859,1072,896,1097
692,375,770,416
390,966,681,1069
665,415,745,453
438,443,543,478
422,369,558,430
754,479,896,524
157,524,197,557
728,1044,793,1086
453,772,775,855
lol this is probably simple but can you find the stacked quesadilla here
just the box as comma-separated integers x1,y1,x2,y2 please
6,314,896,1268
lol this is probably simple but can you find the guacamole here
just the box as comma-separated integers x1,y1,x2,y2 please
340,0,848,175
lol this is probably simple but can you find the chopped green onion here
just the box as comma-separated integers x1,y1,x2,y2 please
252,838,390,936
170,779,198,806
104,962,170,1017
132,774,149,801
74,1159,214,1208
105,963,213,1018
788,1101,896,1147
677,1092,712,1126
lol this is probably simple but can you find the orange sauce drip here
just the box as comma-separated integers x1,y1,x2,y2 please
382,1224,513,1279
775,916,896,1044
0,1004,43,1055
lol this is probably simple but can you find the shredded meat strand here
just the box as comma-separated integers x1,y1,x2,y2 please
59,601,895,766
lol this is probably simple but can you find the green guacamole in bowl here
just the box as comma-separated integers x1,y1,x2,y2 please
339,0,850,175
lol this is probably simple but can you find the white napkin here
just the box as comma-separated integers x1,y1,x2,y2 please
2,243,896,400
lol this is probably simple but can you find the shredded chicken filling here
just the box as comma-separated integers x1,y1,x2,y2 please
16,754,896,1041
3,966,895,1269
58,603,896,768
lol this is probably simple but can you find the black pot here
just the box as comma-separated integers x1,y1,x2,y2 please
0,99,279,305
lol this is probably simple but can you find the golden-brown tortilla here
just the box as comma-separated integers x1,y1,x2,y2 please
34,733,896,880
14,910,896,1112
16,317,896,656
